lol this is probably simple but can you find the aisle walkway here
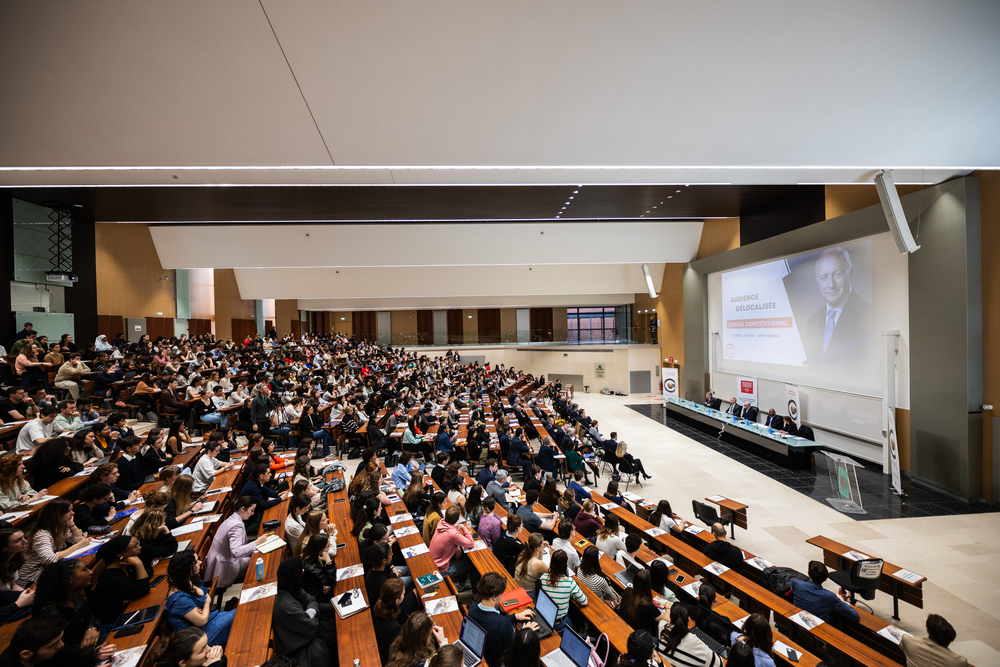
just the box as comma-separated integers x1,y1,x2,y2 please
571,393,1000,665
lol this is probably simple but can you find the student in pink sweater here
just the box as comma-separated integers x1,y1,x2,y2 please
429,505,480,592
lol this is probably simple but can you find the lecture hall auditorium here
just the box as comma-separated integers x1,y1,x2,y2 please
1,3,998,667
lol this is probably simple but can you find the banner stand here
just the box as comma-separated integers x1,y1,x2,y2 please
883,330,904,496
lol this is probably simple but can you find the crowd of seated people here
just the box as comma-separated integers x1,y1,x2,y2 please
0,327,970,667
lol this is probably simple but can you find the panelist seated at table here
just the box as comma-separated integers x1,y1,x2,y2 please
764,409,784,430
741,402,759,423
704,393,722,411
722,398,742,418
778,417,800,437
789,561,860,623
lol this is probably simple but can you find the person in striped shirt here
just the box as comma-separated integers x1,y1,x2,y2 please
538,549,587,631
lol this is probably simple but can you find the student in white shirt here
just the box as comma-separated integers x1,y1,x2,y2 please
192,441,237,493
15,407,60,454
284,494,311,549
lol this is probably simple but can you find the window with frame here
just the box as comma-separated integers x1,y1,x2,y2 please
567,306,621,343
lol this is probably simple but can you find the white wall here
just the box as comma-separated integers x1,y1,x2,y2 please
420,344,660,395
10,281,65,313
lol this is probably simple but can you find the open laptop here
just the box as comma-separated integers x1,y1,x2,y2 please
455,616,487,667
542,627,592,667
530,588,559,640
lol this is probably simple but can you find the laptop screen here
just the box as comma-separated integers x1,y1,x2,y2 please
460,617,487,657
559,627,592,667
536,588,558,625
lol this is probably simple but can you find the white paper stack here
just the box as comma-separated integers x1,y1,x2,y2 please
389,513,414,524
333,588,369,618
789,610,824,631
336,564,365,581
703,562,730,576
425,595,459,616
256,534,286,554
170,522,204,537
402,543,430,558
876,625,912,645
240,582,278,603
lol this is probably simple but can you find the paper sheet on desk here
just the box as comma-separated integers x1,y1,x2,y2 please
425,595,459,616
393,525,419,538
171,522,205,537
336,564,365,581
111,645,147,667
192,513,222,524
744,556,774,571
389,513,413,524
0,511,31,522
645,527,667,537
464,540,487,553
204,486,233,496
789,610,824,630
402,543,430,558
704,562,730,576
240,582,278,604
894,569,925,584
707,495,727,502
842,550,870,561
876,625,912,645
684,525,704,535
733,615,749,630
28,494,58,506
682,581,701,597
600,502,618,510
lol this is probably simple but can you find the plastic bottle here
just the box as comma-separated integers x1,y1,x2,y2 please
255,557,264,581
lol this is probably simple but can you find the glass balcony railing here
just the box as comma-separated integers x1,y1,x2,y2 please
371,329,651,347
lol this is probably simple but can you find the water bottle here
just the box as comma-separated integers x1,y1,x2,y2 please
354,660,360,667
255,557,264,581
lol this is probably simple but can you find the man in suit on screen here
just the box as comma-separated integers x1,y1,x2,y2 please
804,247,873,359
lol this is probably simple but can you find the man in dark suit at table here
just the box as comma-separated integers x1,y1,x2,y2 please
704,392,722,410
741,402,759,423
723,397,742,418
804,247,873,360
764,408,784,430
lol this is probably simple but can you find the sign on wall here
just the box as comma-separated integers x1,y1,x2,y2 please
662,367,679,399
594,362,605,379
737,376,758,407
785,383,801,427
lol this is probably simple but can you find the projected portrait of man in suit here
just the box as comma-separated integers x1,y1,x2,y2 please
804,247,873,359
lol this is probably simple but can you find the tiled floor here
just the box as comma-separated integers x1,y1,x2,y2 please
627,403,1000,521
565,393,1000,665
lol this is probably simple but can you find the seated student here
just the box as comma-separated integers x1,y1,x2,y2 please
507,428,533,479
476,458,504,488
158,627,227,667
662,605,722,667
515,489,558,537
901,614,969,667
476,497,504,549
131,509,179,573
29,559,114,666
91,535,152,628
165,475,205,530
615,534,643,567
373,579,407,666
385,611,446,667
25,438,81,492
485,469,511,508
115,436,146,492
492,514,523,576
192,441,238,494
364,540,417,617
683,583,731,647
166,551,236,646
467,572,540,667
402,472,432,516
272,558,333,667
430,452,450,488
429,506,478,592
563,440,591,484
72,485,118,535
140,429,174,479
789,561,860,623
556,489,580,523
534,436,560,476
392,452,419,491
618,630,659,667
521,466,543,495
21,500,90,583
571,499,601,540
2,612,108,667
605,479,627,508
617,569,668,637
702,523,744,573
539,550,587,631
729,612,775,667
87,462,141,509
648,500,685,535
301,533,337,605
551,519,581,574
421,492,447,546
285,494,312,549
513,533,548,594
567,470,592,504
576,545,621,607
595,514,627,562
0,454,40,512
203,496,270,588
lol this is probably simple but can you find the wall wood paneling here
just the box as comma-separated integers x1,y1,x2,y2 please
417,310,434,345
478,309,501,344
231,318,257,342
529,308,553,342
188,318,213,336
95,223,176,318
353,311,377,341
447,310,464,344
96,315,125,340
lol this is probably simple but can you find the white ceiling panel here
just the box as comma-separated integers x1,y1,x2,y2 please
0,1,330,168
149,222,703,269
233,264,665,301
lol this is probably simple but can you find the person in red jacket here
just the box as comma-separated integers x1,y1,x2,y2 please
429,505,480,592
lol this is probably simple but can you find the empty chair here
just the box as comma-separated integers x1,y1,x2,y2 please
692,500,731,528
828,558,884,608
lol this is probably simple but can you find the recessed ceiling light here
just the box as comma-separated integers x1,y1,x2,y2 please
640,214,644,217
660,201,663,204
676,190,681,193
668,196,672,198
568,196,574,200
652,206,657,209
573,190,579,194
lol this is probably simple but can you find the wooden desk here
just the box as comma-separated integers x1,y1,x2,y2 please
806,535,925,621
705,495,748,539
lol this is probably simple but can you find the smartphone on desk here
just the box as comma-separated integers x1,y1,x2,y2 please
395,510,407,515
150,574,167,587
115,624,144,638
675,575,686,584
